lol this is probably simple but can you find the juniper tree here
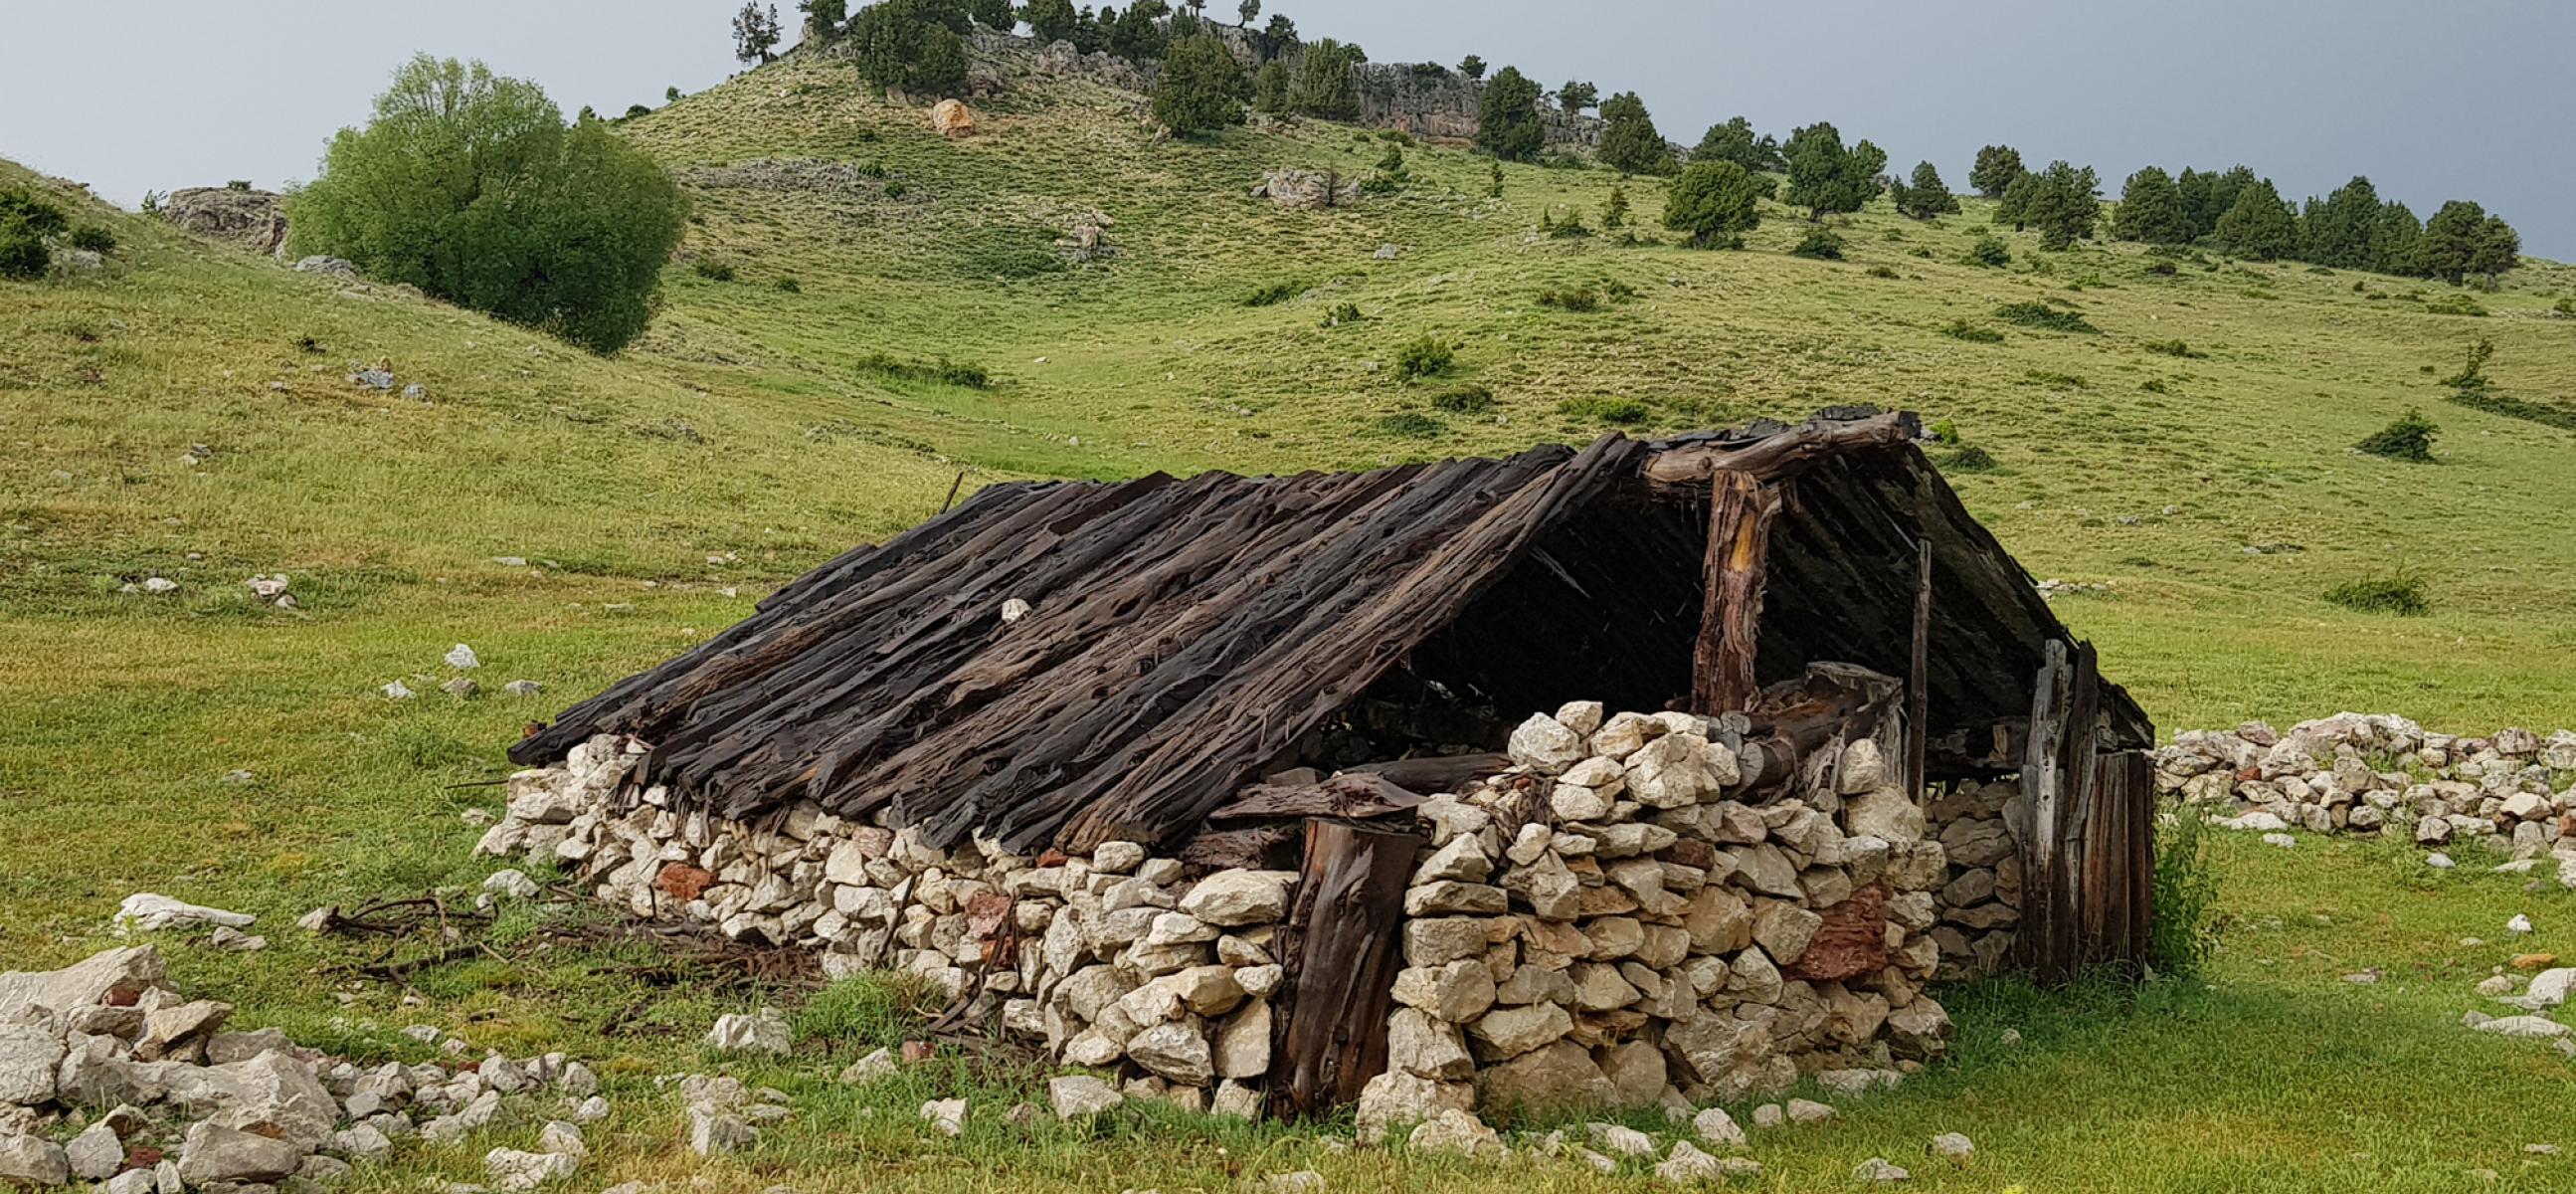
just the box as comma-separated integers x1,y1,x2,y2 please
733,3,784,62
1025,0,1079,42
1238,0,1259,25
1290,38,1362,120
2299,176,2383,270
1692,116,1778,173
2113,166,2192,244
800,0,846,35
1152,33,1250,133
1968,144,2025,198
1781,122,1883,221
2371,201,2426,278
2025,160,2100,249
1995,172,2040,230
2422,200,2519,285
1893,160,1959,219
969,0,1014,28
1595,92,1673,176
1475,66,1544,162
1558,80,1598,114
1662,159,1765,249
2211,177,2297,260
1458,54,1486,80
850,0,971,97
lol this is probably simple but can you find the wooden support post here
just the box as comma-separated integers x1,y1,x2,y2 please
1906,537,1932,803
1266,819,1422,1118
2016,638,2102,981
1693,471,1782,715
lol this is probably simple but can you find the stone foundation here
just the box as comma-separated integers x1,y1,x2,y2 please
484,699,2022,1123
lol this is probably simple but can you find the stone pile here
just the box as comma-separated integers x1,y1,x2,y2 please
0,947,604,1192
2159,714,2576,884
1351,701,1993,1137
482,735,1292,1117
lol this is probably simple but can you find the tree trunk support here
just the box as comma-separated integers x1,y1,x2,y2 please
1693,471,1781,714
1266,819,1422,1118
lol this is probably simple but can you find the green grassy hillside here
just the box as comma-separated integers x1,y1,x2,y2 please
3,49,2575,1194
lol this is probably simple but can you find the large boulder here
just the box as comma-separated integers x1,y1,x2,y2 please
0,1024,66,1105
1474,1040,1614,1115
928,99,979,139
162,1051,341,1148
160,186,287,255
1250,169,1359,211
177,1121,307,1185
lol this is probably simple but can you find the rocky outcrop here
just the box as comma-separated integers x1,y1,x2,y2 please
160,187,285,256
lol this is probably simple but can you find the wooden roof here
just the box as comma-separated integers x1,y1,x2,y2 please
510,411,2149,853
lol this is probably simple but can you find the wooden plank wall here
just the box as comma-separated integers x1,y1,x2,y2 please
2015,638,2155,980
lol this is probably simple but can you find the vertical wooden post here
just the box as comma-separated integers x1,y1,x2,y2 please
2016,638,2103,981
1693,471,1782,714
1906,537,1932,803
1266,819,1422,1118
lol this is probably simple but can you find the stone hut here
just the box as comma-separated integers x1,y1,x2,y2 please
488,409,2155,1123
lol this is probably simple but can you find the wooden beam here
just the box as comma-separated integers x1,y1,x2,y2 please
1644,411,1918,486
1907,537,1932,803
2016,639,2104,982
1266,820,1421,1118
1692,471,1782,715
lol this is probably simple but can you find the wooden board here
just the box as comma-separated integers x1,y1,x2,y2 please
1266,820,1422,1118
1693,471,1782,714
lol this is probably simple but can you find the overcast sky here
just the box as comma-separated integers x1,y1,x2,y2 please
4,1,2568,258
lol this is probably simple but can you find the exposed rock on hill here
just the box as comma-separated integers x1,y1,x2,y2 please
160,187,286,256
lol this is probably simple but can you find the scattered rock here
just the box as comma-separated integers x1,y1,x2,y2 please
1929,1131,1974,1159
116,893,256,933
704,1008,791,1055
1854,1156,1912,1182
483,1147,578,1190
1047,1075,1123,1119
919,1098,967,1136
445,643,481,670
839,1048,898,1087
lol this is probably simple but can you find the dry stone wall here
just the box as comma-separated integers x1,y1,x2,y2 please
485,699,2019,1123
2159,714,2576,886
1356,702,2004,1138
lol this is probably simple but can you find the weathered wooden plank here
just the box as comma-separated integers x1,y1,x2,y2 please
1267,820,1422,1119
1907,537,1932,802
1693,471,1782,715
1341,753,1510,796
1645,411,1920,485
1207,774,1426,823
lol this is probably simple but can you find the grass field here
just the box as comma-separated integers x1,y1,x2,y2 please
4,43,2575,1193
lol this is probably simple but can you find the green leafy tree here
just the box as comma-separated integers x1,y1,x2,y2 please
1106,0,1170,63
850,0,971,97
1595,92,1673,176
1237,0,1259,25
1558,80,1597,114
968,0,1014,28
2298,175,2383,269
1025,0,1079,42
1662,159,1764,248
1692,116,1778,173
2211,177,2297,260
2371,200,2426,278
1601,183,1628,229
2024,160,2100,249
1255,12,1297,58
1995,171,2039,230
1290,38,1362,119
1458,54,1486,80
1474,66,1544,162
2421,200,2519,284
1250,59,1290,111
285,56,687,354
1892,160,1959,219
2113,166,2192,244
1780,121,1882,221
801,0,847,35
733,3,784,62
1968,144,2025,198
1153,34,1250,133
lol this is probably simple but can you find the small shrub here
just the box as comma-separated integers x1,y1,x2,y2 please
1602,280,1637,301
1242,279,1305,307
1963,235,2011,268
1788,228,1846,261
2553,297,2576,318
1319,301,1364,328
853,352,993,389
0,185,70,281
2323,571,2429,616
69,225,117,254
2143,260,2178,277
1536,285,1602,312
2422,292,2486,316
1560,396,1649,425
226,180,253,192
1392,336,1455,380
1372,411,1445,438
0,233,48,281
1865,264,1899,279
2021,369,2087,389
2440,337,2492,391
1928,419,1961,446
1430,385,1495,414
692,259,737,282
773,277,801,293
2140,338,2204,358
1993,300,2097,332
1941,444,1999,472
883,181,909,199
1939,320,2003,343
2355,410,2438,462
2140,378,2172,394
2148,801,2223,978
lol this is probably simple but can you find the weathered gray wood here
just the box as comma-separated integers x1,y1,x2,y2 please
1693,471,1781,714
1907,537,1932,802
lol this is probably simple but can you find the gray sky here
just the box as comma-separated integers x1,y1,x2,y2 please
5,1,2568,258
